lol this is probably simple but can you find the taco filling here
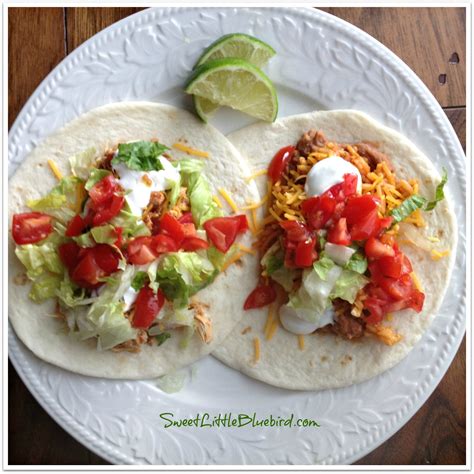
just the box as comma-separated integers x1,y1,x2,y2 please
244,129,447,345
11,140,248,352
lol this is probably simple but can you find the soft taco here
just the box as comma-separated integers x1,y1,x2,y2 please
213,110,456,390
9,102,259,379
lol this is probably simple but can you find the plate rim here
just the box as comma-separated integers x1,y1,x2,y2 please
8,6,466,465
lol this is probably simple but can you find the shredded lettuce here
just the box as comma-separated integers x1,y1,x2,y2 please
69,148,97,180
27,176,82,222
155,332,171,346
73,232,95,248
156,369,187,393
29,274,63,302
85,169,111,191
155,252,216,308
112,141,169,171
288,266,343,322
176,159,222,227
15,237,64,279
90,225,119,245
390,168,448,223
344,251,368,274
312,252,335,280
131,271,148,291
425,168,448,211
330,269,368,304
261,242,284,275
110,202,150,238
79,266,138,350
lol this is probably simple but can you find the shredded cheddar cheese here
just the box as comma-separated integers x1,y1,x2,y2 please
253,337,261,363
428,236,440,243
431,249,450,261
218,188,239,213
242,195,268,210
264,304,275,338
238,244,256,255
298,334,305,351
411,272,423,291
366,324,402,346
74,183,86,214
251,208,259,233
47,159,63,180
222,252,243,272
212,195,223,208
245,169,267,182
172,142,209,158
266,316,279,341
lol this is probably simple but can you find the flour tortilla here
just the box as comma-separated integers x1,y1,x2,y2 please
213,110,457,390
9,101,260,379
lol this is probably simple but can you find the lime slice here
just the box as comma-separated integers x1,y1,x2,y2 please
186,58,278,122
193,95,219,122
194,33,276,69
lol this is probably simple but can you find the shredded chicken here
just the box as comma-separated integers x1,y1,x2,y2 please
112,330,148,353
143,191,167,233
168,187,190,219
190,302,213,344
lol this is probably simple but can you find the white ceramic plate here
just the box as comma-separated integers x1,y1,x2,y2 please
8,7,465,465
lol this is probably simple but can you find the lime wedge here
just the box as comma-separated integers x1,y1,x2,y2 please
186,58,278,122
193,95,219,123
194,33,276,69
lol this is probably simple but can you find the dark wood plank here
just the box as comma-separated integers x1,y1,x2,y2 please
65,7,145,53
8,7,66,128
320,8,466,108
8,7,466,466
356,337,466,464
445,107,466,152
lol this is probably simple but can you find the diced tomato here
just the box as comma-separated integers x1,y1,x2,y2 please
327,218,351,245
88,175,124,226
343,194,380,226
58,242,81,271
160,213,185,243
181,237,210,251
90,244,119,274
132,287,165,329
363,296,386,324
178,212,194,224
92,194,124,226
301,194,336,230
12,212,53,244
88,175,116,206
365,237,395,259
268,146,295,183
349,209,381,241
294,238,317,267
114,227,123,247
152,234,179,254
65,214,88,237
378,253,412,279
71,252,104,289
377,216,393,234
203,216,247,253
327,173,358,202
234,214,249,233
243,284,277,310
182,223,197,238
280,220,310,242
126,237,158,265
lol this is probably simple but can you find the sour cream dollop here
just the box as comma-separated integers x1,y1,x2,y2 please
112,155,180,217
305,156,362,197
279,305,335,335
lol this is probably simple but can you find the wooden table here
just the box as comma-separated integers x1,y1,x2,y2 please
8,7,466,465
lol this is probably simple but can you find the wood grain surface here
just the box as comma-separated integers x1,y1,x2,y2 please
8,7,466,466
